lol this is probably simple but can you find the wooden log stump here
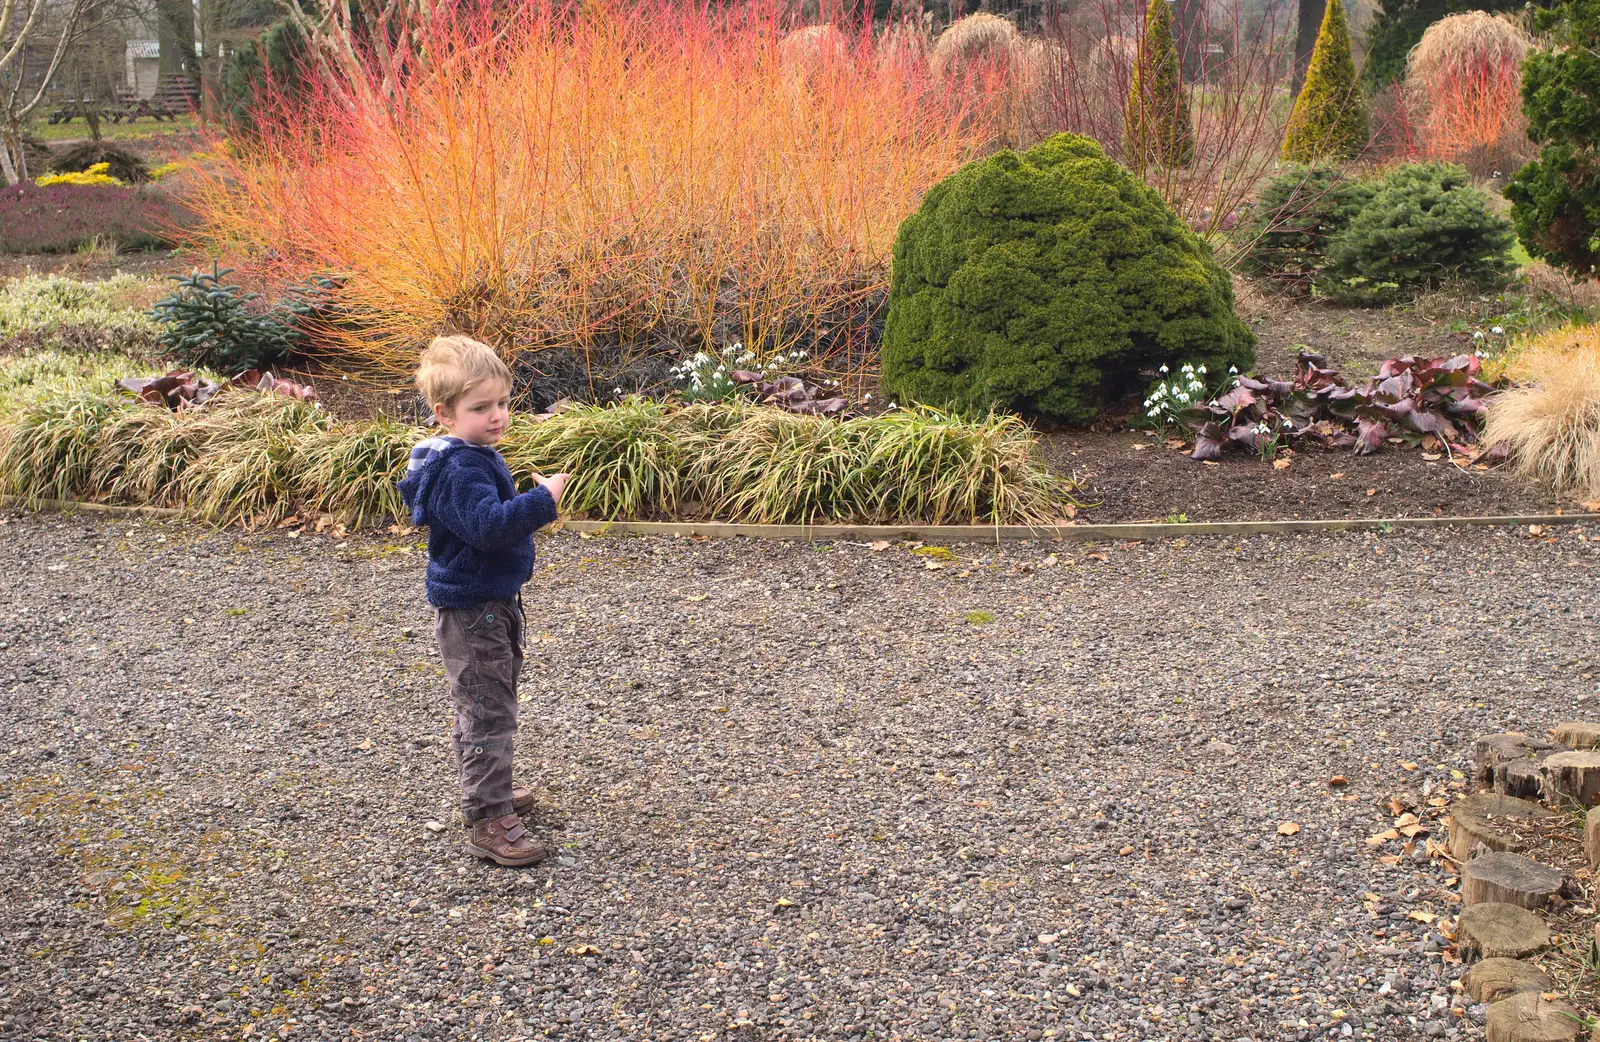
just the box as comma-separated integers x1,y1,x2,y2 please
1461,958,1555,1003
1498,759,1546,801
1457,903,1552,960
1586,809,1600,872
1462,852,1564,909
1485,990,1581,1042
1542,751,1600,808
1477,733,1557,790
1552,721,1600,749
1448,793,1557,862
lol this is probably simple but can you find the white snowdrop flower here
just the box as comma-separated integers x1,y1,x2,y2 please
1473,330,1485,340
1148,408,1161,417
1228,366,1238,374
1282,417,1293,428
1197,365,1207,375
864,393,873,401
1159,365,1170,374
1491,326,1504,335
798,351,808,359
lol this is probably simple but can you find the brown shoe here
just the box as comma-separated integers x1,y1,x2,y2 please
511,783,538,815
465,813,549,867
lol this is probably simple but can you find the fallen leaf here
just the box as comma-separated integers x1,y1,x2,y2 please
1377,855,1402,865
1086,552,1109,562
1401,761,1419,772
1132,443,1151,452
1399,824,1427,838
1395,812,1419,827
1421,453,1442,461
1330,472,1346,480
776,897,796,908
1408,910,1437,924
1528,524,1543,536
1119,845,1135,856
1541,991,1562,1001
1273,458,1291,471
1202,460,1220,467
1367,829,1400,846
1040,554,1059,568
871,540,890,552
1366,488,1378,497
923,559,946,570
1584,501,1600,512
567,944,601,956
1387,797,1407,816
1277,822,1301,836
686,593,709,602
1329,774,1349,787
1427,797,1449,808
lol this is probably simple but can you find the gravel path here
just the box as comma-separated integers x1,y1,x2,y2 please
2,512,1597,1042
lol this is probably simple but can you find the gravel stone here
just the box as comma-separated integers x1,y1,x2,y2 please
1,512,1596,1041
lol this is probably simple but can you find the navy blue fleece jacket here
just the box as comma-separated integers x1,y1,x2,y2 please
396,436,558,609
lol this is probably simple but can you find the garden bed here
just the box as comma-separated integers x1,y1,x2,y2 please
1052,430,1569,522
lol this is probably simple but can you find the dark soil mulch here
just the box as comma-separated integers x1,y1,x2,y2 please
1045,430,1574,523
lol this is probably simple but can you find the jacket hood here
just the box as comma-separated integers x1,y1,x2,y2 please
397,435,470,525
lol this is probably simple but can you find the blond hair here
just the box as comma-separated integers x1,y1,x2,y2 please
415,335,513,411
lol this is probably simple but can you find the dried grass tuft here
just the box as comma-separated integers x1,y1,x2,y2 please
1483,324,1600,500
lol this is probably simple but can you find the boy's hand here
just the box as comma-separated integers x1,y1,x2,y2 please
536,472,571,505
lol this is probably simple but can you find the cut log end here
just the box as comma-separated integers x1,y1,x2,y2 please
1476,733,1556,790
1551,721,1600,750
1462,852,1564,910
1542,750,1600,809
1484,989,1581,1042
1457,903,1552,961
1460,958,1555,1004
1448,793,1556,863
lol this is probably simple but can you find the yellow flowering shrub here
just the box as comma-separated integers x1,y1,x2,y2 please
148,162,183,181
35,163,125,188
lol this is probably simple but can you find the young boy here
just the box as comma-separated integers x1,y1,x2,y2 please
398,335,570,867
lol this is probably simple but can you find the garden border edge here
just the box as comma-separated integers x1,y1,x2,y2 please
4,495,1595,542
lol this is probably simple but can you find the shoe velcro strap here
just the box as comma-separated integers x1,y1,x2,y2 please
504,822,526,842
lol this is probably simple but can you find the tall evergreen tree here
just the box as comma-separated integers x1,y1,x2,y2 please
1281,0,1369,163
1504,0,1600,275
1125,0,1194,170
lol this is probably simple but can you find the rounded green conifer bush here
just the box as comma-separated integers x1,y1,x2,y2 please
1236,164,1374,288
1317,162,1515,302
880,134,1256,424
1282,0,1370,163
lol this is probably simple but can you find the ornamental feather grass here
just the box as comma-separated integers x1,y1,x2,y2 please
1483,324,1600,500
0,386,1074,526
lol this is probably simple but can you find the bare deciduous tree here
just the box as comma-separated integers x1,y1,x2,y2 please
1,0,101,183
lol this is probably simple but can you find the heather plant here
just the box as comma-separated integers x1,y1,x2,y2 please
881,134,1255,424
1281,0,1369,163
0,275,162,351
1504,0,1600,277
0,183,191,253
1317,163,1515,302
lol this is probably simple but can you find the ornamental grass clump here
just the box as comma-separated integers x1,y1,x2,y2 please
1482,323,1600,499
0,377,1074,525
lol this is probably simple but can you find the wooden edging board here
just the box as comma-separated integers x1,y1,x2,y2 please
555,514,1600,543
5,496,1596,543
